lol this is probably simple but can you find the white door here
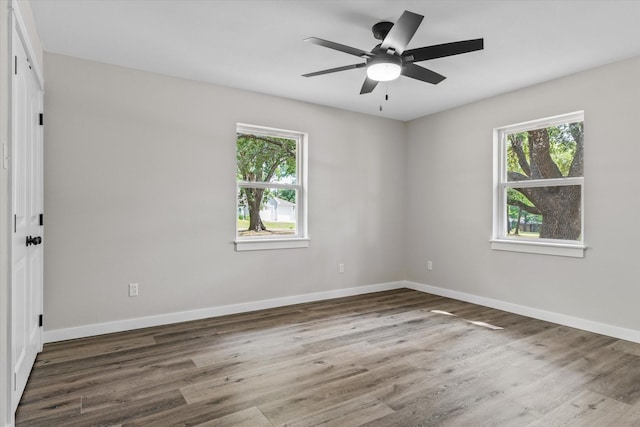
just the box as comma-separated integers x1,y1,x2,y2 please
11,25,44,412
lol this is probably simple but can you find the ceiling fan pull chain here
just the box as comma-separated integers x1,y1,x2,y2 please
380,84,390,111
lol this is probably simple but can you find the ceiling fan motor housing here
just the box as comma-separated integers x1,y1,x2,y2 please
367,53,402,67
372,21,394,40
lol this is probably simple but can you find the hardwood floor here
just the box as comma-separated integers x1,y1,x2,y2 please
15,289,640,426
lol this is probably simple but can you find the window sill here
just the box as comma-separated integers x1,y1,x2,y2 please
235,238,310,252
490,239,585,258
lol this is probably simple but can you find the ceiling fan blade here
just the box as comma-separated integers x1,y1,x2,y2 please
360,77,379,94
402,63,446,85
380,10,424,54
302,63,366,77
404,38,484,62
305,37,372,58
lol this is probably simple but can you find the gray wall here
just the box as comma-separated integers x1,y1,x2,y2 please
405,56,640,331
43,53,407,331
41,50,640,338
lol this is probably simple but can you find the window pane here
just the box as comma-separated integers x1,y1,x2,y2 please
237,187,297,237
506,121,583,181
236,133,297,184
506,186,582,241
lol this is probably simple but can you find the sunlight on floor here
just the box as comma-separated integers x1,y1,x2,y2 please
430,310,504,330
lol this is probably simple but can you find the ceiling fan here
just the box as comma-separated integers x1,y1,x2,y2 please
302,10,484,94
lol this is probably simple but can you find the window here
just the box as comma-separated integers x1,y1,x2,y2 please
492,111,585,257
235,123,308,251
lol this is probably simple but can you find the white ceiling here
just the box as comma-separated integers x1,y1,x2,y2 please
30,0,640,121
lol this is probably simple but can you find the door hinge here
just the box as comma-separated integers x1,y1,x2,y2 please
39,213,44,226
39,314,43,327
39,113,43,126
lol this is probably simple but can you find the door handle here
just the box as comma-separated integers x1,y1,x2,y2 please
26,236,42,246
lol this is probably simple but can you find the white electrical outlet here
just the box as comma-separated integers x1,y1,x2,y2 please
338,263,345,273
129,283,139,297
427,261,433,271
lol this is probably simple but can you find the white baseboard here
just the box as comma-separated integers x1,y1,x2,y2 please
44,281,405,343
404,280,640,344
45,280,640,345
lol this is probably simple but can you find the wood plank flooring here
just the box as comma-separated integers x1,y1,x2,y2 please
15,289,640,426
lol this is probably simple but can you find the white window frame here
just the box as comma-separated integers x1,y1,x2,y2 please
491,111,585,258
234,123,309,252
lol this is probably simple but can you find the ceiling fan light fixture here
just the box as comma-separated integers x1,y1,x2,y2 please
366,55,402,81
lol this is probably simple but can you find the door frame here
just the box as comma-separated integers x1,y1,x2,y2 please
2,1,44,424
